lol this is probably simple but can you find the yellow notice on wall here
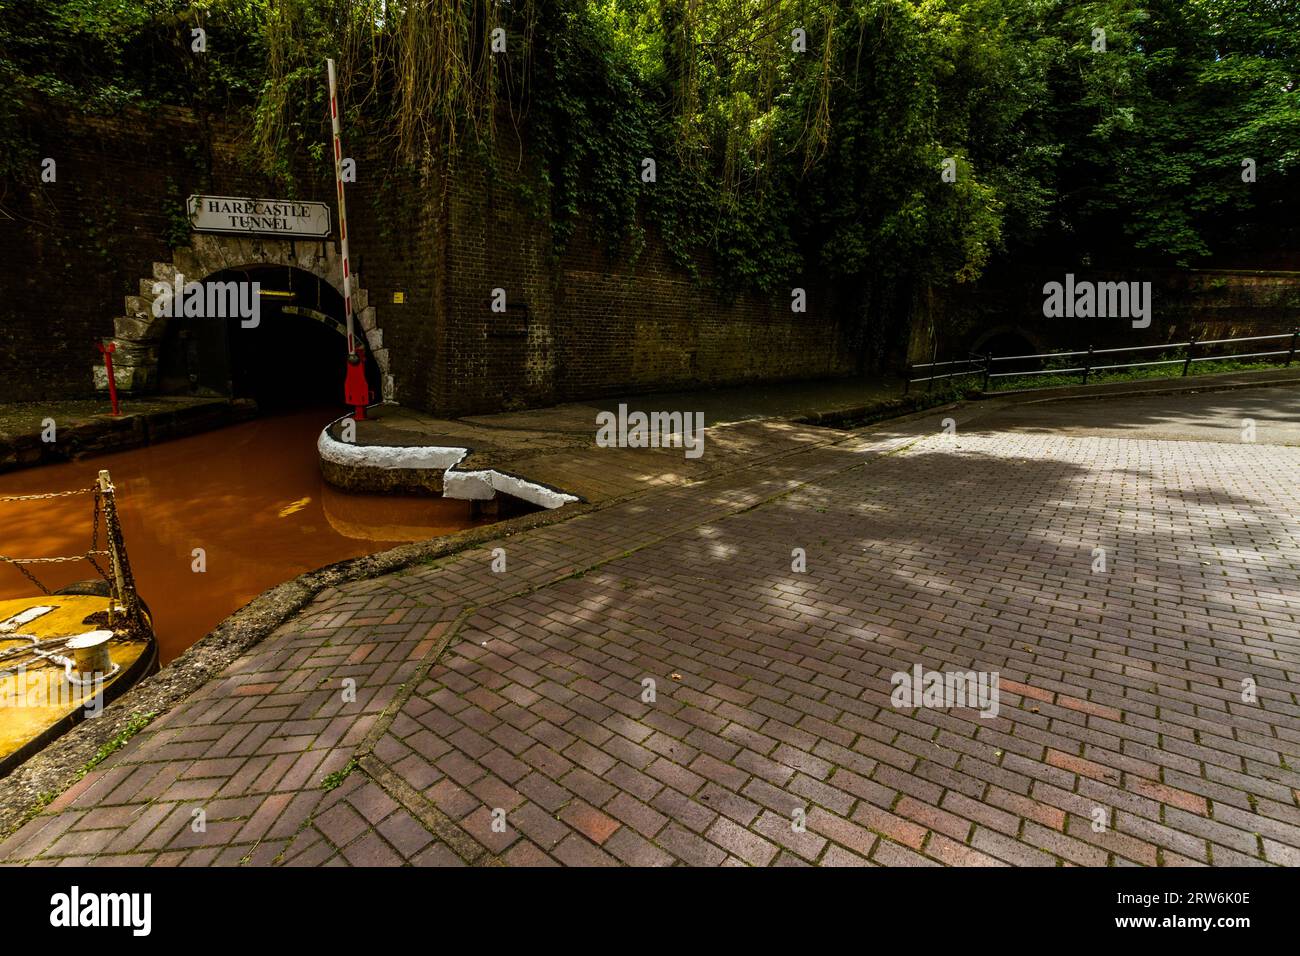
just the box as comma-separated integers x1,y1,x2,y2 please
392,291,405,304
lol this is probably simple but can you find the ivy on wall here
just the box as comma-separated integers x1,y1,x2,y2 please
2,0,1297,333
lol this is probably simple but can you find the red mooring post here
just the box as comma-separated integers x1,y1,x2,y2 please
97,340,121,417
345,345,369,421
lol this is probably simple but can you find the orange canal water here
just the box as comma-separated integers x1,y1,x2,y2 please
0,409,491,664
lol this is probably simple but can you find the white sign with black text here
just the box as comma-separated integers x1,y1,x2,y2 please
187,194,331,239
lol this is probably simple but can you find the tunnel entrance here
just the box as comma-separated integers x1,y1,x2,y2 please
157,265,379,411
972,328,1039,359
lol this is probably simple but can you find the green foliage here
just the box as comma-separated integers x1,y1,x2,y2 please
164,178,193,249
0,0,268,111
992,355,1281,392
321,758,358,791
80,711,158,776
1034,0,1300,267
1,0,1295,308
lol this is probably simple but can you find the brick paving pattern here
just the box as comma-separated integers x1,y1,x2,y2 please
3,404,1299,867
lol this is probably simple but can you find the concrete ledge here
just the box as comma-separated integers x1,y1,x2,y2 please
0,397,257,475
317,411,581,510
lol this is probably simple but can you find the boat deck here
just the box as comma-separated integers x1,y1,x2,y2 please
0,595,156,774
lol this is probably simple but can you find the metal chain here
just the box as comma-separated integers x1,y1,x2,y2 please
0,478,145,639
87,487,109,583
0,487,93,503
101,482,140,630
1,556,51,594
0,554,109,564
0,486,112,595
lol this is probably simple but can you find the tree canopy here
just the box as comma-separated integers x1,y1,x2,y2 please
2,0,1297,299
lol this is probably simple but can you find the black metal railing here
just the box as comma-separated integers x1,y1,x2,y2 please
904,328,1300,395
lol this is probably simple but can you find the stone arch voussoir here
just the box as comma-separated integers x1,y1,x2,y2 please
95,235,391,400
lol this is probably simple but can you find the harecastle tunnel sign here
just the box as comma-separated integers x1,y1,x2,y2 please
86,191,392,401
187,195,331,239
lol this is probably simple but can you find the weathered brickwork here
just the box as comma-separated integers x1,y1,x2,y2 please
436,146,853,416
924,267,1300,364
2,102,851,412
3,103,208,400
14,100,1290,413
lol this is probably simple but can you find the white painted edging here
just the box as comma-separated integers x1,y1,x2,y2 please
444,468,578,509
318,419,579,510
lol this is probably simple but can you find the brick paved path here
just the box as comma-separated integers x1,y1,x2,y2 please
4,394,1300,866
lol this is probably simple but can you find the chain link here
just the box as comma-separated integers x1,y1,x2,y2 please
0,477,144,638
86,486,109,583
0,485,113,598
0,553,110,564
0,487,94,503
3,557,50,594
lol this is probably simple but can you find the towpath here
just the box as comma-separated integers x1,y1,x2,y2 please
3,380,1300,866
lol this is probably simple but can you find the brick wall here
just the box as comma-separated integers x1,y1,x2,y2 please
0,99,280,402
9,100,1298,411
2,101,854,412
435,136,854,416
921,268,1300,363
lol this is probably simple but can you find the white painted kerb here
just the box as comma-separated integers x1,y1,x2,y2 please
318,423,578,510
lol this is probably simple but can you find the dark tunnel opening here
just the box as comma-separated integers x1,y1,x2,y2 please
974,329,1039,359
157,265,379,411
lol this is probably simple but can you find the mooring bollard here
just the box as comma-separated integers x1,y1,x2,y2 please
66,630,114,683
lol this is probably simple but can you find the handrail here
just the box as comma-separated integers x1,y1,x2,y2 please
989,350,1090,362
905,327,1300,395
1195,333,1291,346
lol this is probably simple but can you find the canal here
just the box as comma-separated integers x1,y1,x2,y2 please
0,409,493,664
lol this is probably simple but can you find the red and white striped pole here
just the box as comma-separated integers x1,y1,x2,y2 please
327,58,355,355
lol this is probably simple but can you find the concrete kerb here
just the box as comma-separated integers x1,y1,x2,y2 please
0,398,258,476
318,409,584,508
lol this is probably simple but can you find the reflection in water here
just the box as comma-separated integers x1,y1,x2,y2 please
0,409,492,664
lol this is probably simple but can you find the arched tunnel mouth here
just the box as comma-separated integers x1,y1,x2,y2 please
973,329,1039,359
157,265,379,411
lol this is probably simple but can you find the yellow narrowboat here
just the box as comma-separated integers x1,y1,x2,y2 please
0,471,158,776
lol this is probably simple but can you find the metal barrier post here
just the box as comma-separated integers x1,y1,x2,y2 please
96,341,121,417
982,353,991,392
1081,345,1093,386
97,470,134,628
1182,336,1197,377
1288,328,1299,367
